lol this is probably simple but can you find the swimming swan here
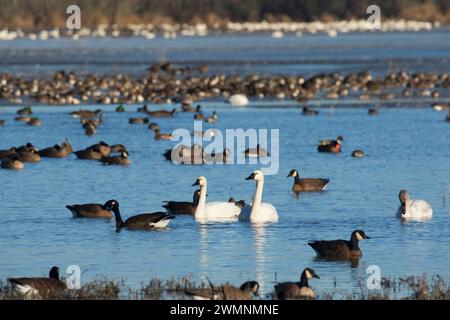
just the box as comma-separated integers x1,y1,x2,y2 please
396,190,433,220
192,176,241,222
239,170,278,223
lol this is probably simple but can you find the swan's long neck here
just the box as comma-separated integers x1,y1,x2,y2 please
195,183,208,218
251,178,264,212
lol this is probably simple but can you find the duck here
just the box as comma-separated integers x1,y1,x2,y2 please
244,144,270,158
317,136,343,153
148,122,160,131
308,229,370,260
368,108,379,115
84,123,96,136
17,106,33,115
204,111,218,123
99,151,131,165
147,108,176,117
38,140,73,158
274,268,320,300
351,150,365,158
103,200,175,232
66,202,113,218
302,107,319,116
192,176,241,222
137,105,149,113
8,266,66,297
70,109,103,118
287,169,329,192
116,105,125,112
162,189,201,215
154,128,172,140
129,117,149,124
228,94,249,107
15,116,32,122
239,170,278,223
1,155,24,170
74,147,104,160
396,190,433,220
185,281,259,300
27,117,42,126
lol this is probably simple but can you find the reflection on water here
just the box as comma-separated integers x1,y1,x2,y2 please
253,225,266,291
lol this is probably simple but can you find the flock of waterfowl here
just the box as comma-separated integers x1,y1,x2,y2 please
1,63,447,300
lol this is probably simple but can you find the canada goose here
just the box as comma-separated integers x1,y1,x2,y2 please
396,190,433,220
192,176,241,222
308,230,370,260
66,203,113,218
129,117,149,124
287,169,329,192
17,106,33,115
1,155,24,170
99,151,131,165
116,105,125,112
27,118,42,126
228,94,249,107
110,144,128,154
8,266,66,297
104,200,175,232
317,136,343,153
84,123,96,136
274,268,320,300
13,149,41,163
147,108,176,117
154,129,172,140
368,108,379,115
74,147,104,160
15,116,32,122
239,170,278,223
38,140,73,158
0,147,18,159
148,122,160,131
302,107,319,116
162,189,201,215
204,111,218,123
70,109,102,118
244,144,270,158
17,143,38,153
85,141,111,156
351,150,365,158
185,281,259,300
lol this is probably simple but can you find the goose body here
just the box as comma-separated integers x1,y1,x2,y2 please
38,140,72,158
162,190,201,215
1,157,24,170
308,230,370,260
8,266,66,298
74,148,103,160
147,108,176,117
239,170,278,223
104,200,175,231
12,149,41,163
0,147,17,159
397,190,433,220
192,176,241,222
185,281,259,300
99,151,130,165
70,109,102,118
244,144,270,158
274,268,319,300
287,169,329,192
66,203,112,218
154,129,172,140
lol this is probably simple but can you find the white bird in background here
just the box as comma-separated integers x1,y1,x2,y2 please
396,189,433,220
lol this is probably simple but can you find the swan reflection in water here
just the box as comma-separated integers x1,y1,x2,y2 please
253,224,267,292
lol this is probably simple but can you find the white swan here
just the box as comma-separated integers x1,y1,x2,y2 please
396,190,433,220
239,170,278,223
228,94,249,107
192,176,240,222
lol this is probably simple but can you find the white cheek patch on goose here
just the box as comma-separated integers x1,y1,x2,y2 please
305,269,312,279
356,232,364,241
292,171,297,177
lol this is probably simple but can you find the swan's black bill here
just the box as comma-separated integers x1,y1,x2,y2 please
245,173,256,180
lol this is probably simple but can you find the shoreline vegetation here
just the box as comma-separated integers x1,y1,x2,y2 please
0,0,449,40
0,274,449,300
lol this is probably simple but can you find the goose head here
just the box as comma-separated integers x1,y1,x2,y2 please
240,281,260,296
104,199,120,212
287,169,299,178
245,170,264,181
302,268,320,280
399,189,409,214
49,266,60,279
192,176,207,187
351,229,370,241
